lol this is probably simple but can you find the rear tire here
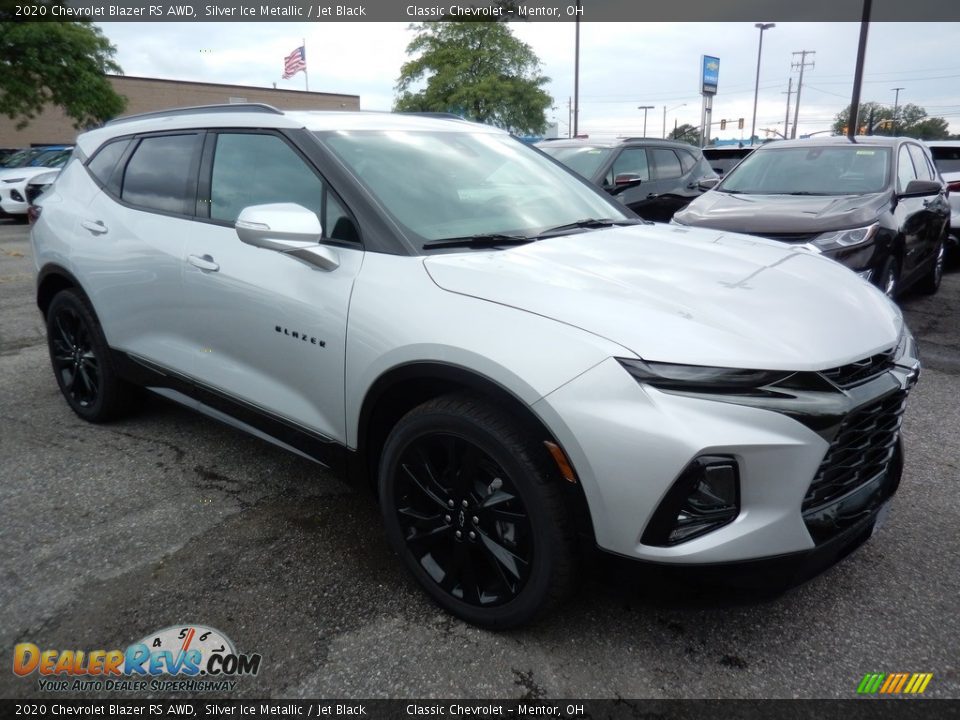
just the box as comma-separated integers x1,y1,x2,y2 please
378,393,578,628
46,289,140,422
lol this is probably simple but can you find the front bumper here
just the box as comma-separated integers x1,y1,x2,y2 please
0,184,29,215
534,344,918,566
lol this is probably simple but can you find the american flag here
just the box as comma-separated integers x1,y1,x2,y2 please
282,46,306,79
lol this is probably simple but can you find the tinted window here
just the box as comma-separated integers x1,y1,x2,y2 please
929,146,960,173
210,133,323,222
325,193,358,243
906,145,933,181
678,150,697,174
87,139,130,194
122,134,201,214
897,146,918,192
610,148,649,183
650,148,682,180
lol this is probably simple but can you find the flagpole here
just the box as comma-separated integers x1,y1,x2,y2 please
303,38,309,91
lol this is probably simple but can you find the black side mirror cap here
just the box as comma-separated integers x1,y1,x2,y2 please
899,179,942,198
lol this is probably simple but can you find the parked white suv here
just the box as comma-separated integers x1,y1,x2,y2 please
31,105,920,627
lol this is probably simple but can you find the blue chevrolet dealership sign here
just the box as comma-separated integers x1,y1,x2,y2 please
701,55,720,94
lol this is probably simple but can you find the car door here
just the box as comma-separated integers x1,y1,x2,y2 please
894,144,941,284
602,147,656,218
179,130,364,447
906,143,949,261
80,132,202,368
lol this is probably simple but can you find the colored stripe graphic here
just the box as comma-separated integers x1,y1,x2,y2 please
857,672,932,694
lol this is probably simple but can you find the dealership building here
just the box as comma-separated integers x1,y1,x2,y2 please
1,74,361,147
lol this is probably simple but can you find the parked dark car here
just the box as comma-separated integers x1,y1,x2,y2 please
702,145,756,177
538,137,718,222
673,136,950,299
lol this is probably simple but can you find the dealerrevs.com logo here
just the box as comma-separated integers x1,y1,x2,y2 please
13,624,262,693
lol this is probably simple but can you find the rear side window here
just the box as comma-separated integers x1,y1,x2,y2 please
121,134,202,214
678,150,697,174
87,139,131,195
650,148,682,180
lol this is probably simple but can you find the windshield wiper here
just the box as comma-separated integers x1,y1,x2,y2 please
534,217,646,238
422,233,534,250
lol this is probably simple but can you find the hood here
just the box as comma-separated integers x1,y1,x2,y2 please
423,224,902,371
0,166,58,183
674,190,888,236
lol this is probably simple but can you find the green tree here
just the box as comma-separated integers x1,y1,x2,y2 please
832,102,950,140
669,123,699,145
394,22,552,135
0,6,126,130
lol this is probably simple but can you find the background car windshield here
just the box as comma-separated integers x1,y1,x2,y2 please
319,131,627,242
539,145,613,179
720,146,891,195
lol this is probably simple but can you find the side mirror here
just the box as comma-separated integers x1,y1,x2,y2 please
614,173,644,186
235,203,339,271
898,179,942,198
697,178,720,191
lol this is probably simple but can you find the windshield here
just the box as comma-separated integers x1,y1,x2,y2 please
2,148,44,169
719,146,892,195
318,131,627,243
538,145,613,180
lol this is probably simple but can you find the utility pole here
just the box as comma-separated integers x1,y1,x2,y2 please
847,0,871,140
891,87,904,135
783,77,793,140
573,2,581,138
750,23,775,147
790,50,815,139
567,97,572,138
638,106,654,138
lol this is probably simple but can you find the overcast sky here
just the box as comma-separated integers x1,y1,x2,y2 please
97,22,960,139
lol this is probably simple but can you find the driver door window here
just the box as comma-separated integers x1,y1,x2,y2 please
607,148,649,185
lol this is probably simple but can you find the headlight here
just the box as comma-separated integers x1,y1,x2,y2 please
617,358,792,392
3,178,26,184
810,223,879,251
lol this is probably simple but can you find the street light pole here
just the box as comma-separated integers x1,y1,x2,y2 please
638,105,654,137
663,103,687,139
750,23,775,147
891,87,904,135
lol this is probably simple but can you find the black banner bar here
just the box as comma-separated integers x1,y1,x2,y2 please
6,0,960,22
2,700,959,720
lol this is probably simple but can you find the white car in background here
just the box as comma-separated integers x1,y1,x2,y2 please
927,140,960,251
0,149,72,220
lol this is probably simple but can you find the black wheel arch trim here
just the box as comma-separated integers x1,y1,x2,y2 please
36,264,87,316
357,360,597,544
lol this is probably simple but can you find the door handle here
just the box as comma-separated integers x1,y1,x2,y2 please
81,220,107,235
187,254,220,272
646,193,659,199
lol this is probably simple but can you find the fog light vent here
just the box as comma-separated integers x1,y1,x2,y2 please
641,456,740,546
11,189,25,202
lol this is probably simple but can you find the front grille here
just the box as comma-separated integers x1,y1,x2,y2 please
752,231,820,244
802,389,906,512
819,347,896,389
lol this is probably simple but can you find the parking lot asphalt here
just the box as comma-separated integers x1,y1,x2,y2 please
1,218,958,700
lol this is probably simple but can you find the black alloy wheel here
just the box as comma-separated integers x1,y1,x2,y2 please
46,289,139,422
379,394,577,628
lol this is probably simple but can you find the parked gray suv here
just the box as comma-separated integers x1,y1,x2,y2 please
31,105,919,627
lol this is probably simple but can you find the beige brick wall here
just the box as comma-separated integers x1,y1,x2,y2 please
0,75,361,148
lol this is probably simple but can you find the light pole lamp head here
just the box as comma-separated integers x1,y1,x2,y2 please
755,22,775,31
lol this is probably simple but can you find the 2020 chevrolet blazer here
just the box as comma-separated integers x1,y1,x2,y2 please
31,105,920,628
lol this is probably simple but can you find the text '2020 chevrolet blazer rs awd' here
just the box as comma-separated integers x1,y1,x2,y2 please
31,106,920,628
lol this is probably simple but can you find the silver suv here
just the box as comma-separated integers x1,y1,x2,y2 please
32,105,919,628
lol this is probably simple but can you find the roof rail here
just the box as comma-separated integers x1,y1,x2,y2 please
618,136,672,143
105,103,283,126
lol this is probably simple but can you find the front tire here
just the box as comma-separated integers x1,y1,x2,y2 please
878,254,901,300
378,393,577,628
46,289,139,422
918,237,945,295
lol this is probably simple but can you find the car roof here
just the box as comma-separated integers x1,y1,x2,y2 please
750,135,918,150
538,137,699,150
76,104,503,157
